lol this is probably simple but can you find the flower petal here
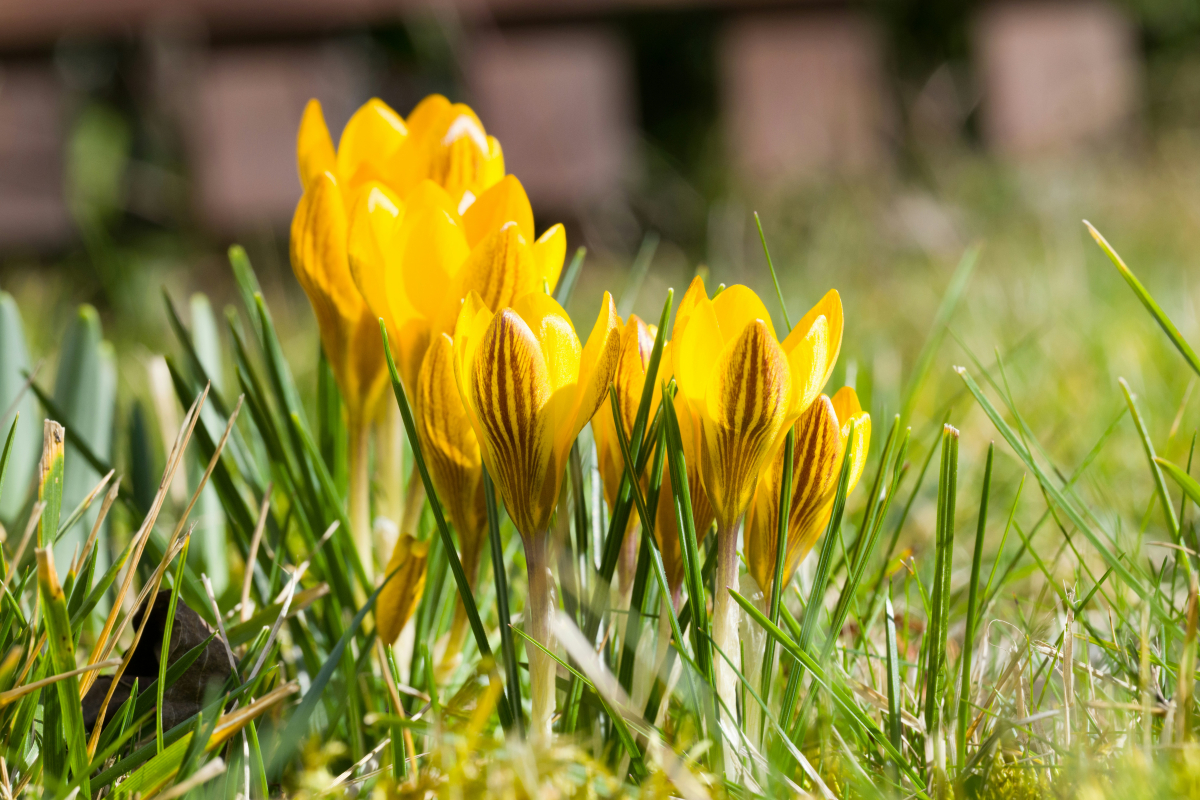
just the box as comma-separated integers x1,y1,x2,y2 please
454,222,537,323
569,291,623,443
348,181,405,334
784,289,843,393
385,199,470,390
702,319,792,528
377,533,430,645
532,224,567,294
297,99,336,193
511,292,581,397
711,284,777,341
462,174,534,246
418,334,487,578
468,308,556,537
784,314,830,420
336,98,408,190
831,386,871,493
592,315,656,513
671,277,723,415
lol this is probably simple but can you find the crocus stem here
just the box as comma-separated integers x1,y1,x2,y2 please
400,469,427,536
376,402,405,526
348,412,373,580
525,531,557,742
712,518,741,770
741,576,769,749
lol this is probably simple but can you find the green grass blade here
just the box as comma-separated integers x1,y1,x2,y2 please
484,468,523,736
753,211,792,332
760,427,794,740
1121,378,1191,580
900,244,981,424
923,424,958,740
957,366,1181,636
1086,221,1200,378
554,247,587,307
958,441,992,770
37,548,91,796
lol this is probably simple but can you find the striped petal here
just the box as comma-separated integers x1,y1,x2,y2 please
377,533,430,645
417,335,486,581
467,307,555,538
297,99,336,193
336,98,408,191
701,319,792,529
452,222,538,325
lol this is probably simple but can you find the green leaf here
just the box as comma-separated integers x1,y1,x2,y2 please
37,548,91,797
0,293,39,522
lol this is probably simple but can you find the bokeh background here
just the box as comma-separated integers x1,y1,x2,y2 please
3,0,1200,554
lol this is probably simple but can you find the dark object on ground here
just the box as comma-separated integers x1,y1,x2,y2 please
82,591,232,733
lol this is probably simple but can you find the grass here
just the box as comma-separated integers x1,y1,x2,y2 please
2,147,1200,796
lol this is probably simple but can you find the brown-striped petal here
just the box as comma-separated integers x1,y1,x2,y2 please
468,308,555,538
701,319,792,530
377,533,430,645
417,335,487,581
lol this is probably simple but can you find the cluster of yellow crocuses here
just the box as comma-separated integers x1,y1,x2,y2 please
289,94,870,744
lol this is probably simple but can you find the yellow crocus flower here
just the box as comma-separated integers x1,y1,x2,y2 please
377,533,430,645
744,387,871,599
348,176,565,394
453,290,622,741
416,333,487,663
292,103,396,572
590,314,658,594
389,94,505,210
670,275,842,740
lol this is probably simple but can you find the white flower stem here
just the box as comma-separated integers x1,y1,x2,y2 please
712,517,742,772
348,413,373,581
525,532,557,743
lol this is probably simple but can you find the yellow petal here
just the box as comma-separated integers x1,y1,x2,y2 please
832,386,871,494
784,315,830,420
297,99,336,193
671,277,722,414
701,319,792,529
291,171,368,398
347,182,405,335
711,284,777,341
785,289,843,393
746,395,841,593
532,224,567,294
467,307,556,537
337,98,408,190
568,291,623,447
417,335,487,579
377,533,430,645
462,174,534,246
427,104,495,205
483,135,506,187
405,94,451,140
592,315,656,514
454,222,537,321
386,200,471,391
